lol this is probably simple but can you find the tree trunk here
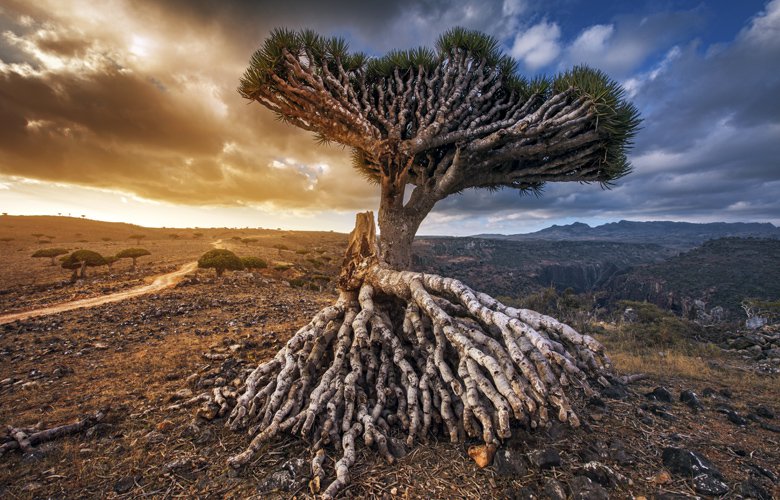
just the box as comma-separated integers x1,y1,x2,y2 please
219,212,614,499
376,176,434,270
131,258,137,272
79,261,87,279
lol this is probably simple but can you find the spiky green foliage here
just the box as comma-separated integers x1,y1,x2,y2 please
241,256,268,270
32,248,68,259
32,247,68,265
198,249,244,277
60,250,106,269
240,26,640,198
116,248,151,259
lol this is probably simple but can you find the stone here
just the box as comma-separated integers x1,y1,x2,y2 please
753,404,775,419
143,431,165,445
582,461,619,486
568,475,608,500
529,447,561,469
601,384,628,400
739,478,772,500
727,410,747,426
468,443,497,468
679,390,702,410
652,471,672,485
156,420,175,432
693,473,728,496
609,440,634,466
114,476,139,494
85,423,113,439
494,447,528,476
662,447,722,479
645,386,673,402
542,478,567,500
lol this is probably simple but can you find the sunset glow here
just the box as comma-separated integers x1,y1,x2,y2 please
1,1,777,233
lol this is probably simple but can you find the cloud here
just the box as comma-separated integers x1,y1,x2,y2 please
0,1,377,212
560,8,704,77
509,20,561,70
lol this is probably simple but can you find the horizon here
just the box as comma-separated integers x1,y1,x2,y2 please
1,1,778,234
2,213,777,237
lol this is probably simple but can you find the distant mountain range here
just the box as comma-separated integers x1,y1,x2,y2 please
474,220,780,249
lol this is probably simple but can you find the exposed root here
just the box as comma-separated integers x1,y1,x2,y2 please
0,408,109,457
221,265,611,498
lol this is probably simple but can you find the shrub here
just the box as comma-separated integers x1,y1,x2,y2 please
241,256,268,270
198,249,244,277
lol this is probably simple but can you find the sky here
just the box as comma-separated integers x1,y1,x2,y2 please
0,0,778,234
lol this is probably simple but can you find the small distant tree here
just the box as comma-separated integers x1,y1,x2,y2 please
32,247,68,265
101,237,112,242
104,255,119,273
198,249,244,277
231,236,242,242
0,237,13,243
116,248,151,271
61,250,106,281
193,232,204,239
31,233,44,239
169,233,181,240
241,237,257,247
272,243,289,256
129,234,146,245
241,256,268,272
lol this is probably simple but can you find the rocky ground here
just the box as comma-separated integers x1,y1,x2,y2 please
0,266,778,499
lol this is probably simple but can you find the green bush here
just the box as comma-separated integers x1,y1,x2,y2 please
198,249,244,277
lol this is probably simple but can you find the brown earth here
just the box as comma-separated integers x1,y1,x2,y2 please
0,216,778,499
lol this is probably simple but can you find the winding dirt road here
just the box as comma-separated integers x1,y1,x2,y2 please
0,239,228,325
0,261,199,325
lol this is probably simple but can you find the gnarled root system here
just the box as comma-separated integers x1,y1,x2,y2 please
223,265,611,498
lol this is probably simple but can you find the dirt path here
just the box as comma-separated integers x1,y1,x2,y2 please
0,261,199,325
0,240,227,325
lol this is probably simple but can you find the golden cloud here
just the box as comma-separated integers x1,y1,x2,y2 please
0,1,377,212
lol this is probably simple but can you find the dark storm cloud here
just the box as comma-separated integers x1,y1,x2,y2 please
427,0,780,230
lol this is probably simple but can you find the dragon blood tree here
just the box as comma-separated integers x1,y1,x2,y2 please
223,27,639,497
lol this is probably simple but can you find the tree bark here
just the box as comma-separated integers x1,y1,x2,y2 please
377,173,436,270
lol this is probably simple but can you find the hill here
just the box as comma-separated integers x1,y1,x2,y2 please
475,220,780,249
602,238,780,320
413,237,674,297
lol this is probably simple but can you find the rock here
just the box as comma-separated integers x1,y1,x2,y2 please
257,457,308,493
168,388,193,402
720,388,733,398
529,447,561,469
85,423,113,439
679,390,702,410
748,462,778,482
542,478,567,500
740,478,772,500
387,436,408,459
143,431,165,445
693,473,728,496
645,386,673,402
582,461,626,487
468,443,497,468
609,440,633,466
727,410,747,426
752,404,775,419
494,447,528,476
568,475,608,500
165,458,191,471
156,420,175,432
662,447,722,479
114,476,139,494
651,471,672,485
601,384,628,400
